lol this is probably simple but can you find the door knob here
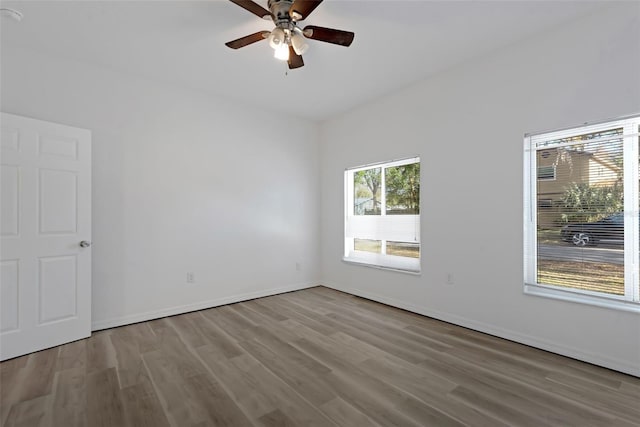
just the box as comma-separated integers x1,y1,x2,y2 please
79,240,92,248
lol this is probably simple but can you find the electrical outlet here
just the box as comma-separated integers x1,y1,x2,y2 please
446,273,454,285
186,272,195,283
295,262,301,271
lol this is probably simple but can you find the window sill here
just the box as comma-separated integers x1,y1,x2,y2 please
342,257,421,275
524,284,640,313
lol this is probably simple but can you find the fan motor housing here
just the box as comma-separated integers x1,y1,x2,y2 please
268,0,294,27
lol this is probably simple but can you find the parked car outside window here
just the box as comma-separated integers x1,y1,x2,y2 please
561,212,623,246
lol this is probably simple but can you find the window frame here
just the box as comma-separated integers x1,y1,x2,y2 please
344,157,421,274
523,115,640,312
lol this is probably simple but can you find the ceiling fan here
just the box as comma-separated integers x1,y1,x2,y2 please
225,0,354,69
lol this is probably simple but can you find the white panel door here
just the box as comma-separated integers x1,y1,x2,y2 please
0,112,91,360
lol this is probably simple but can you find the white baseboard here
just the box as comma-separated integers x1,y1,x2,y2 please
91,282,318,331
321,282,640,378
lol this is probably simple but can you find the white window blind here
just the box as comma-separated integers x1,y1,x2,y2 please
344,157,420,273
524,115,640,309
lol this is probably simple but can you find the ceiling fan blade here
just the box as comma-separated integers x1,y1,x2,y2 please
303,25,354,47
225,31,270,49
288,46,304,69
228,0,271,19
289,0,323,21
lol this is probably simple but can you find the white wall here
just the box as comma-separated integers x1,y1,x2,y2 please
1,47,320,329
319,3,640,376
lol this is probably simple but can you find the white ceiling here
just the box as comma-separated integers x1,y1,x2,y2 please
1,0,607,121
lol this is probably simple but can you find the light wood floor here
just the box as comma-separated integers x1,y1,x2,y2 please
1,286,639,427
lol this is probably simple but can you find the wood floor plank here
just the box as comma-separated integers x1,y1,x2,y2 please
255,297,337,336
416,333,638,425
279,292,339,316
329,307,453,353
194,312,246,359
441,335,552,380
120,379,171,427
449,385,547,427
251,326,332,376
146,317,175,338
55,340,87,372
322,314,429,363
139,342,224,427
543,371,640,423
197,351,334,426
457,374,616,427
557,363,625,390
1,286,638,427
195,347,277,419
0,357,26,377
416,347,624,426
86,331,117,375
51,367,87,427
292,336,460,427
320,370,434,427
256,408,297,427
181,373,253,427
320,397,382,427
200,305,257,339
110,328,150,389
151,331,207,380
116,322,160,354
15,347,58,402
86,367,127,427
241,299,288,322
279,319,370,365
620,379,640,395
344,292,444,329
226,302,275,326
166,312,210,349
358,356,484,413
563,360,640,388
141,366,204,426
329,330,417,364
3,394,52,427
142,343,206,390
411,323,575,376
1,358,26,425
237,337,336,406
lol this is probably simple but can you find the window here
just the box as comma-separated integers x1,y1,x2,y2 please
537,165,556,180
524,115,640,311
537,199,553,209
344,157,420,272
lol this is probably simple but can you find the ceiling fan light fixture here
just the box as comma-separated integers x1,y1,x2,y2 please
273,43,290,61
225,0,355,69
291,33,309,55
268,27,285,49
